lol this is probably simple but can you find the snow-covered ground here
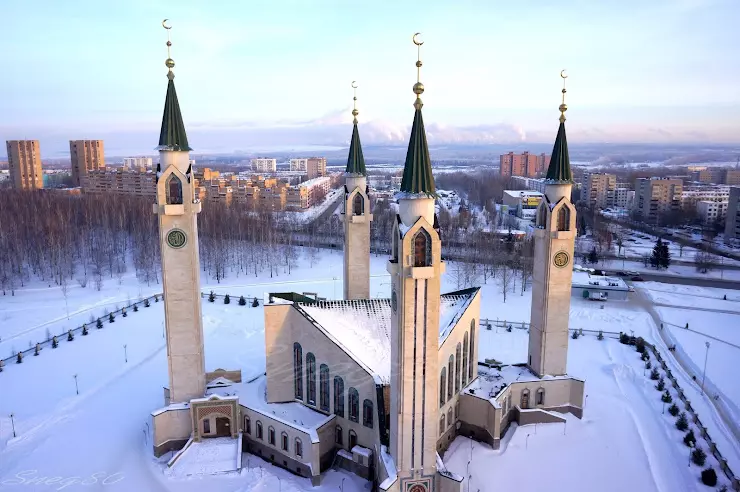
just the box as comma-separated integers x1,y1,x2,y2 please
1,249,738,491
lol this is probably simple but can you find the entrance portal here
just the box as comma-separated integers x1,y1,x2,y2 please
216,417,231,437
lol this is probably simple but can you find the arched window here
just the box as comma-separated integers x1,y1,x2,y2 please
281,432,289,451
557,206,570,231
439,367,447,408
348,388,359,422
537,204,547,228
413,229,432,267
293,343,303,400
363,399,374,428
320,364,330,412
462,333,469,387
447,408,453,429
256,421,263,440
469,320,476,380
306,353,316,405
521,389,530,409
334,376,345,417
353,193,363,216
349,430,357,450
268,426,276,445
447,355,454,401
536,388,545,406
455,402,460,419
244,416,251,435
335,426,343,446
439,414,446,434
295,438,303,458
455,343,462,392
392,232,399,262
166,174,183,205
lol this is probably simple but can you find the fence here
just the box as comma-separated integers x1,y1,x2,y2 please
479,318,622,338
647,341,739,490
0,293,163,370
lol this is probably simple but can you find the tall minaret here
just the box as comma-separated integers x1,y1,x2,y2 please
528,71,577,378
388,33,444,491
154,20,206,403
343,81,372,300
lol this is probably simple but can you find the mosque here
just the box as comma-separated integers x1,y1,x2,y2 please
149,24,584,492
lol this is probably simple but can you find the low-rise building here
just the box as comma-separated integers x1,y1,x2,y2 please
571,270,630,301
502,190,543,219
509,176,547,194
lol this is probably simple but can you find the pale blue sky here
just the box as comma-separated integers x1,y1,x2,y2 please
1,0,739,155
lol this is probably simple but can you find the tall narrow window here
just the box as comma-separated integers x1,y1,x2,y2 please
363,399,374,428
447,408,453,428
256,421,263,440
335,426,343,446
295,438,303,458
447,355,454,401
281,432,289,451
293,343,303,400
521,389,530,409
439,367,447,408
349,430,357,450
268,426,275,445
320,364,330,412
203,419,210,434
349,388,359,422
455,343,462,392
334,376,345,417
537,204,547,228
469,320,476,380
353,193,363,215
462,333,469,387
244,416,251,435
306,353,316,405
413,229,432,267
166,174,183,205
439,414,446,434
536,388,545,406
557,207,570,231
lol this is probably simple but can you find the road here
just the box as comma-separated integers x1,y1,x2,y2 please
619,272,740,290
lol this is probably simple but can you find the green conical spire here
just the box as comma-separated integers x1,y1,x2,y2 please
345,122,366,175
399,104,435,195
545,120,572,182
157,73,192,151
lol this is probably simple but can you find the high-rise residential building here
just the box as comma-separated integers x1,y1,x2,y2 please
725,169,740,186
289,158,308,172
81,168,156,197
6,140,43,190
69,140,105,186
585,173,616,209
614,187,634,209
697,168,724,184
123,157,153,169
696,200,728,224
306,157,327,179
725,187,740,239
499,152,550,178
633,177,683,223
251,158,276,173
680,185,730,209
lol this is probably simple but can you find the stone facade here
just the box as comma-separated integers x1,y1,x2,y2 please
344,175,372,300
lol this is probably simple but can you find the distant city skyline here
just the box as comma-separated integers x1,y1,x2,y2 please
1,0,739,157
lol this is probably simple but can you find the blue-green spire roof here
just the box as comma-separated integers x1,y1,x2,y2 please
345,123,366,175
399,102,435,196
157,73,191,151
545,119,572,183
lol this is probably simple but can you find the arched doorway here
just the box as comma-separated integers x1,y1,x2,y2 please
216,417,231,437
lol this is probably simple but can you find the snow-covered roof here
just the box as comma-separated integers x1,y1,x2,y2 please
295,289,478,384
464,363,579,403
206,375,334,443
571,271,629,291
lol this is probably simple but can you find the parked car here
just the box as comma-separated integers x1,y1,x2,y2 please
631,275,644,281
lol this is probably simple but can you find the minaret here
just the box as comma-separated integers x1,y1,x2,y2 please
343,81,372,300
154,21,206,403
387,33,444,491
528,71,577,377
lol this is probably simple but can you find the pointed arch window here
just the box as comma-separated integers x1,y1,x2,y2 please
335,425,343,445
268,426,275,445
244,416,251,435
469,320,476,380
462,333,469,387
521,389,530,409
348,388,359,422
334,376,345,417
536,387,545,406
557,207,570,231
439,413,446,434
320,364,330,412
353,193,364,215
281,432,289,451
295,438,303,457
166,174,183,205
439,367,447,408
362,399,374,428
455,343,462,392
256,421,263,440
447,355,454,401
293,343,303,400
413,229,432,267
306,353,316,405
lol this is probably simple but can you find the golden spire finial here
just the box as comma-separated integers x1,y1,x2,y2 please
559,69,568,123
163,19,175,80
412,33,425,110
351,81,359,124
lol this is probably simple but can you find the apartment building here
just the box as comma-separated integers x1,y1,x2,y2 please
6,140,43,190
633,178,683,223
725,187,740,239
614,187,634,209
502,190,543,219
306,157,327,179
123,157,153,169
70,140,105,186
680,185,730,209
81,168,156,197
585,173,616,209
290,158,308,172
499,152,550,178
725,169,740,186
696,200,728,224
251,158,277,173
509,176,547,193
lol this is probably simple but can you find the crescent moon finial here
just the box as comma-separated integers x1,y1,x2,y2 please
412,32,424,46
560,69,568,79
162,19,171,30
351,80,358,89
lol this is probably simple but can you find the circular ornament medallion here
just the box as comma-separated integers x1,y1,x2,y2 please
391,290,398,313
553,251,570,268
167,228,187,249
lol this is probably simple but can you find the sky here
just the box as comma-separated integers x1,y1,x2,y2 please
1,0,739,157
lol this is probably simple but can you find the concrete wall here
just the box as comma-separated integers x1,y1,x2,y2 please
152,407,192,457
344,181,372,300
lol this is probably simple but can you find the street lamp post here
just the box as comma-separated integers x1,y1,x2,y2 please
526,433,531,449
9,413,16,438
340,477,345,492
124,344,128,363
701,341,710,396
73,374,79,395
